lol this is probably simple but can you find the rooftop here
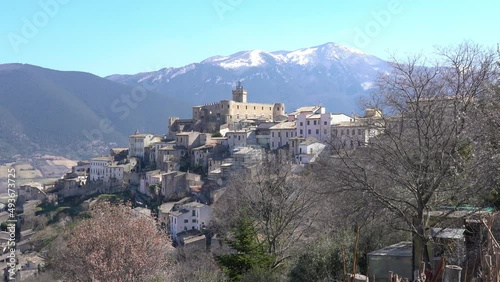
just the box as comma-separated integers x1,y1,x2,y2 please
299,137,320,145
184,201,206,208
192,144,214,151
91,156,112,161
431,228,465,239
129,133,152,138
269,121,296,130
158,202,176,213
110,148,128,153
334,120,368,127
183,234,206,245
289,106,321,115
368,241,412,257
307,114,322,119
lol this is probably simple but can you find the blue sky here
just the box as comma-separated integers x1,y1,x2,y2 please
0,0,498,77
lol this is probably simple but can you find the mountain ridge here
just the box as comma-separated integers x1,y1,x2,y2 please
0,64,190,163
106,42,390,113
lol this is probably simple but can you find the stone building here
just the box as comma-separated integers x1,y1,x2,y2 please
331,108,384,148
191,82,285,132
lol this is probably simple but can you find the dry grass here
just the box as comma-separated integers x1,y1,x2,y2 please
15,164,43,179
47,159,77,169
0,163,15,178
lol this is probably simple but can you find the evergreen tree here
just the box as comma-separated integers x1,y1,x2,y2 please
215,215,274,281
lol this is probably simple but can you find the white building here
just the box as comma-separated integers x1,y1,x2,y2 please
269,121,296,150
226,129,256,151
89,156,113,181
295,138,326,164
102,164,125,182
139,170,163,195
169,202,212,240
232,147,263,169
289,106,351,142
128,132,160,159
331,109,384,149
211,137,228,147
191,144,213,170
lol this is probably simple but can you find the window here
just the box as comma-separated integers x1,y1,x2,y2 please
316,129,319,134
237,105,239,109
324,121,327,125
300,122,303,126
192,219,197,223
310,148,313,154
254,106,256,110
358,129,362,135
272,132,274,137
307,121,310,125
308,129,311,134
341,130,344,136
192,210,196,217
184,219,189,223
313,120,316,125
272,142,274,147
346,130,349,136
352,129,355,135
300,129,303,135
245,106,247,109
286,132,288,137
238,136,241,140
278,132,281,137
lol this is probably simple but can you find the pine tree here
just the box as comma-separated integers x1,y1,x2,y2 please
215,215,274,281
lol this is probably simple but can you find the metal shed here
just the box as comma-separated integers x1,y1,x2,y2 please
368,241,413,281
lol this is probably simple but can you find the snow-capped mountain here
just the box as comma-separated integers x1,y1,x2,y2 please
106,42,390,113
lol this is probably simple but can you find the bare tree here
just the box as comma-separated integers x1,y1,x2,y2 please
214,153,322,269
50,202,174,281
170,248,226,282
317,42,498,267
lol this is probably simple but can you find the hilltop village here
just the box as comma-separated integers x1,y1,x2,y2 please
59,82,384,242
1,82,389,279
5,76,497,281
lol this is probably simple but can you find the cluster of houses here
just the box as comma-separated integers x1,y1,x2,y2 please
0,83,495,280
52,83,386,247
0,83,388,280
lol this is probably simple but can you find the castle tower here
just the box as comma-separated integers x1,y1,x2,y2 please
232,81,247,103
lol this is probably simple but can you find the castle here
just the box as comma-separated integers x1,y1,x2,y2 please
170,82,285,133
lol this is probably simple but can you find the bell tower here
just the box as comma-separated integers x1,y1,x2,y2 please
232,81,247,103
